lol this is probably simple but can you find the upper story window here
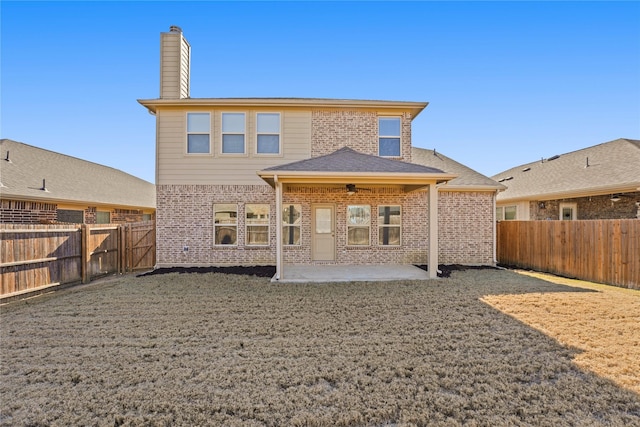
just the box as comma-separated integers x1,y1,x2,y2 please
378,117,401,157
222,113,245,154
187,113,210,154
256,113,281,154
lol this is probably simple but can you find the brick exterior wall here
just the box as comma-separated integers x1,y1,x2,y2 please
0,199,151,224
311,110,413,161
529,192,640,220
0,200,57,224
438,191,495,264
156,184,432,267
156,184,497,268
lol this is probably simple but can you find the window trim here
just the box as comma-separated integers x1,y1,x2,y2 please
377,205,402,246
346,205,371,246
255,112,282,156
221,112,246,155
245,204,270,247
214,203,238,246
186,112,211,155
378,116,402,158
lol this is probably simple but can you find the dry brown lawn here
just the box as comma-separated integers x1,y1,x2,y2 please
1,269,639,426
482,270,640,395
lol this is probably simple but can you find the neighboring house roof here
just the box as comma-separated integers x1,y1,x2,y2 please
492,138,640,202
0,139,156,209
258,147,457,189
138,97,428,119
412,147,506,191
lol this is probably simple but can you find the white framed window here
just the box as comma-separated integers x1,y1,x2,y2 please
496,206,517,221
187,112,210,154
256,113,281,154
214,204,238,245
378,117,401,157
222,113,245,154
282,204,301,245
347,205,370,246
246,204,270,246
378,205,401,246
560,203,577,220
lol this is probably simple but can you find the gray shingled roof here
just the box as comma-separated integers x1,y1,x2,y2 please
411,147,506,190
0,139,155,209
265,147,446,174
492,138,640,202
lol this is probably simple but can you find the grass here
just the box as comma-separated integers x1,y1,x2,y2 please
1,269,639,426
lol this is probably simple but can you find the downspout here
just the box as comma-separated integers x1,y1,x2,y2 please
274,175,282,281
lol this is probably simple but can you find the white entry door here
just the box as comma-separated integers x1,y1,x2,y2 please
312,204,335,261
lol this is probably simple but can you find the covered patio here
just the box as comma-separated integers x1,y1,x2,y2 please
258,147,457,281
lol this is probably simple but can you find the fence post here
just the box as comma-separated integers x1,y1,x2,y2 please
81,224,90,284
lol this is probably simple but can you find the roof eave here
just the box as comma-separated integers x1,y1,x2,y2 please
257,170,457,188
138,98,428,119
497,182,640,202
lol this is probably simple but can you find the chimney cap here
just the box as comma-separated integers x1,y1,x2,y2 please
169,25,182,33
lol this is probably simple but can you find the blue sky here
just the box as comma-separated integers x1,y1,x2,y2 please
2,1,639,184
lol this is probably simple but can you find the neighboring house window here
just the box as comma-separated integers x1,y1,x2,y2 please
57,209,84,224
283,204,301,245
96,211,111,224
378,117,401,157
222,113,245,154
560,203,577,220
187,112,210,154
496,206,517,221
143,213,152,221
214,204,237,245
246,204,270,246
256,113,281,154
378,205,401,246
347,205,370,246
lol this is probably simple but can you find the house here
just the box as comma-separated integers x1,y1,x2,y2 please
138,26,503,280
492,138,640,221
0,139,156,224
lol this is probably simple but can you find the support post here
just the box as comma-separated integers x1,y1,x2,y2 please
428,183,439,279
275,176,282,280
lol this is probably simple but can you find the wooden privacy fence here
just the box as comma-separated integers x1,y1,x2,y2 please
0,221,155,298
497,220,639,289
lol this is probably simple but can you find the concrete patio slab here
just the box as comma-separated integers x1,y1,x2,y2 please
272,264,431,283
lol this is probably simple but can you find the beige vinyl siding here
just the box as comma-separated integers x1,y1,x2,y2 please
157,109,311,185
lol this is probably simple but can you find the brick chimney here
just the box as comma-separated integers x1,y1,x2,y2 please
160,26,190,99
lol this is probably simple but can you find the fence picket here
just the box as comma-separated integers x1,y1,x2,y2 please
497,220,639,289
1,221,155,299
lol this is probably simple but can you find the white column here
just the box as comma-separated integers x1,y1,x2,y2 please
428,183,439,279
275,177,282,280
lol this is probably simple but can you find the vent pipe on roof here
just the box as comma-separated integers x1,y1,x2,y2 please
585,157,589,168
41,179,48,192
4,151,10,163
